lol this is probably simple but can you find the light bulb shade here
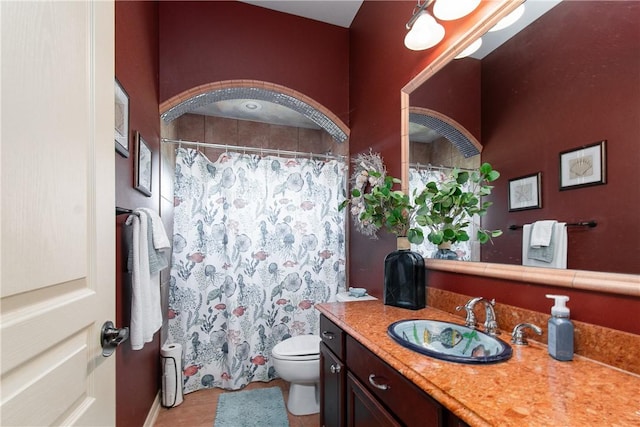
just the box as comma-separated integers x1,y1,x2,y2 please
454,37,482,59
433,0,481,21
404,12,445,51
489,4,525,32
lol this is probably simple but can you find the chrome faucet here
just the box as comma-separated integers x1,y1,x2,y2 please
511,323,543,345
456,297,500,336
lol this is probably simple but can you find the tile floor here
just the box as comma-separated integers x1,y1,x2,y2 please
153,379,319,427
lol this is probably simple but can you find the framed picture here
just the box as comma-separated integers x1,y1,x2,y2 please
134,132,152,196
115,78,130,157
509,172,542,211
559,140,606,190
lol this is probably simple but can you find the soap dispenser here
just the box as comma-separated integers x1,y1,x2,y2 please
545,294,574,361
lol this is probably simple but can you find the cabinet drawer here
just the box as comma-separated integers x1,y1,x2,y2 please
320,314,344,359
346,372,400,427
346,335,443,427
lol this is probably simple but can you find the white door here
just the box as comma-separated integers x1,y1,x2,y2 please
1,1,116,426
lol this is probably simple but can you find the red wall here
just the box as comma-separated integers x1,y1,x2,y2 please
115,2,161,427
158,0,349,125
410,58,482,142
480,1,640,274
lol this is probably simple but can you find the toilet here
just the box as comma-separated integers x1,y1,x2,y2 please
271,334,321,415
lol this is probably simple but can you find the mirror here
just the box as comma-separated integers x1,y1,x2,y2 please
405,0,639,275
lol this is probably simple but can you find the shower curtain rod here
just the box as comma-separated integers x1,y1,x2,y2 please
409,162,475,172
161,138,346,162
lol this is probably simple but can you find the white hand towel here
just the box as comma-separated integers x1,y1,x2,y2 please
126,211,163,350
530,220,557,247
138,207,171,249
523,222,567,269
137,208,170,274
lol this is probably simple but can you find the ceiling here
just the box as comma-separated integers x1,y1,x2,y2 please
193,1,561,133
239,0,364,28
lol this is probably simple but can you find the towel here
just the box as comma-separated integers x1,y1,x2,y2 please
125,211,163,350
530,220,556,247
523,222,567,269
137,208,171,275
138,207,171,249
528,226,555,263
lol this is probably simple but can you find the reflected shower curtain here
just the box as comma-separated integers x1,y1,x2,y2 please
408,167,474,260
168,148,347,393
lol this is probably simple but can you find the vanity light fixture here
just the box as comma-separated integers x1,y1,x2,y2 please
454,37,482,59
489,3,526,32
404,0,445,51
433,0,481,21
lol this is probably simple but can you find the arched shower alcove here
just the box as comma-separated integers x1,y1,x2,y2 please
159,80,350,146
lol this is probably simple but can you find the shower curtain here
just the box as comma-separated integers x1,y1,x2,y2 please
168,148,347,393
408,167,474,261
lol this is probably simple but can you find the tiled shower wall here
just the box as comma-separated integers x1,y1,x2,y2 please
168,113,347,162
410,138,480,170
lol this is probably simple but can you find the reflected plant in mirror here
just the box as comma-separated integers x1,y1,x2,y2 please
413,163,502,250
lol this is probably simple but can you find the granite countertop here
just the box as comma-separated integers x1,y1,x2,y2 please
316,301,640,427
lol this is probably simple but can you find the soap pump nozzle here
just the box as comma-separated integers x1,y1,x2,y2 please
546,294,570,318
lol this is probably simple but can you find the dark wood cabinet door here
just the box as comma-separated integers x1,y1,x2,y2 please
320,342,345,427
346,335,444,427
346,373,400,427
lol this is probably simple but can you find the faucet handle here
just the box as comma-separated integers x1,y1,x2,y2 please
511,323,543,345
482,299,499,336
455,304,477,328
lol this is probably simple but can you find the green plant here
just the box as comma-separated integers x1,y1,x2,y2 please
341,171,413,238
339,151,413,239
339,152,502,246
412,163,503,246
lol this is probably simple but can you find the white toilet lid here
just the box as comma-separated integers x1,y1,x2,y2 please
272,335,320,361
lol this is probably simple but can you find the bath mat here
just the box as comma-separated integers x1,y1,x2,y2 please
214,386,289,427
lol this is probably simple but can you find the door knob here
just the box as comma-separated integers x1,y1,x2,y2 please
101,321,129,357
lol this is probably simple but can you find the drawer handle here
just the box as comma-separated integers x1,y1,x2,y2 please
368,374,390,391
321,331,335,340
330,364,342,374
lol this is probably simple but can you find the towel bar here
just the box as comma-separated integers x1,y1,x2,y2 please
509,221,597,230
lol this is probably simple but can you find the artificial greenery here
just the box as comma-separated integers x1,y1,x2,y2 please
413,163,503,246
339,155,502,246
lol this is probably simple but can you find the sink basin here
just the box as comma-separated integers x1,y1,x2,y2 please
387,319,512,364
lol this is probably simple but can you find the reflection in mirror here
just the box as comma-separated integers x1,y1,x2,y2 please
408,110,481,260
407,1,640,275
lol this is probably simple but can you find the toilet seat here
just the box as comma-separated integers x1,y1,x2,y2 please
272,335,320,361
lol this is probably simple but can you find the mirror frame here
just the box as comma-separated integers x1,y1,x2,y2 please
400,0,640,298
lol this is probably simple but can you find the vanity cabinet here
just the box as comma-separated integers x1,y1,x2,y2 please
320,314,469,427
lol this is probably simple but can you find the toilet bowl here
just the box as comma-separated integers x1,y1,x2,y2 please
271,335,321,416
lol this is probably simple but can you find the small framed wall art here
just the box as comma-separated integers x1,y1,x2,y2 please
134,132,152,196
114,78,130,157
508,172,542,211
559,140,606,190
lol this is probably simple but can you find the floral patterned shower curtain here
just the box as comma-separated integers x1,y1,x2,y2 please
408,167,474,261
168,148,347,393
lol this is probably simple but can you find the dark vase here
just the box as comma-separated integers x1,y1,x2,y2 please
384,237,426,310
432,243,459,260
